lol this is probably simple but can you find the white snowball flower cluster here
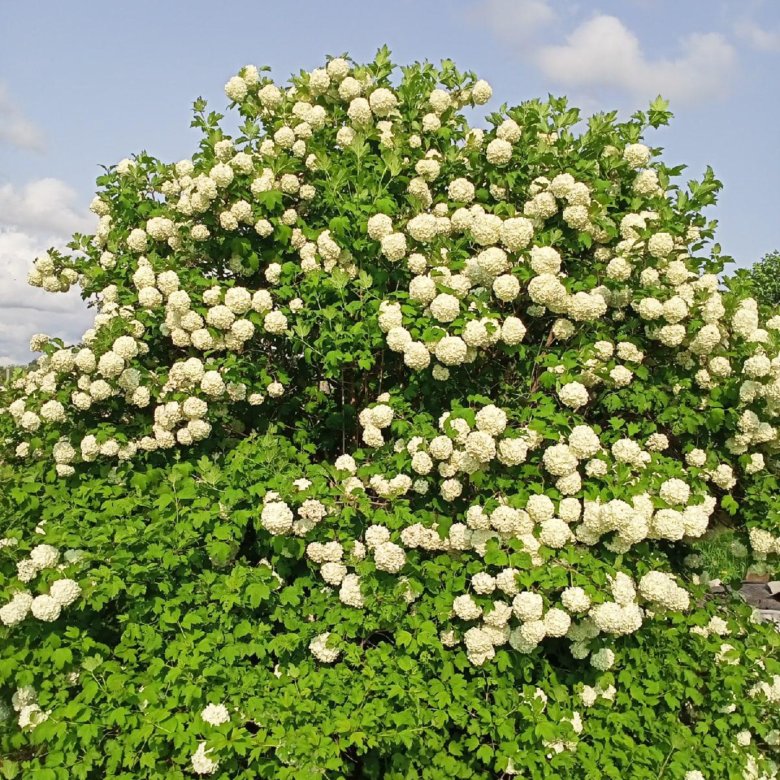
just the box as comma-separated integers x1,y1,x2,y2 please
590,602,643,636
659,478,691,506
261,500,294,535
623,143,651,168
200,703,230,726
486,139,512,166
373,541,406,573
11,686,49,732
339,573,364,608
590,648,615,671
359,400,395,448
2,572,82,626
638,571,690,611
309,631,340,663
454,594,482,621
11,544,62,584
561,587,591,614
0,591,33,626
191,742,219,775
558,382,589,409
447,178,475,203
464,626,496,665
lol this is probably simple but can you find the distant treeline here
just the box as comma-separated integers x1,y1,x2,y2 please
0,363,31,386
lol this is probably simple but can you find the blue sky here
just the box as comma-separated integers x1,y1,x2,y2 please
1,0,779,363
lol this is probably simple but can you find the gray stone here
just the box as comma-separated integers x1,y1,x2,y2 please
740,583,770,606
758,610,780,627
767,581,780,596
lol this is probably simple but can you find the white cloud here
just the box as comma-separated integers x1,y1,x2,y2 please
474,0,557,43
0,180,94,365
534,15,737,104
0,178,95,236
0,82,45,152
471,0,738,106
736,20,780,52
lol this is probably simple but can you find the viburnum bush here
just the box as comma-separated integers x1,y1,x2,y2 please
1,48,780,779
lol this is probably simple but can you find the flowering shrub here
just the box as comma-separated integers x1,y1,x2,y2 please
1,48,780,778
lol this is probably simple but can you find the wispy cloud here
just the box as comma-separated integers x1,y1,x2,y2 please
736,19,780,52
0,82,46,152
473,0,557,44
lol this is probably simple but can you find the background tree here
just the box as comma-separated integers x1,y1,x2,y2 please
746,250,780,309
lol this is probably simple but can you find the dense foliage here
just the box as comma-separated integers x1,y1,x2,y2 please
744,251,780,310
1,49,779,779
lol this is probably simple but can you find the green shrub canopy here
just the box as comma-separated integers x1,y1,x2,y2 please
1,49,779,779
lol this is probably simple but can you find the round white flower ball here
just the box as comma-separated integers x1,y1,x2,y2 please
623,143,651,168
561,587,591,614
261,501,294,535
543,608,571,637
201,703,230,726
539,518,572,549
472,406,506,438
493,274,520,302
327,57,350,81
30,544,59,569
471,80,493,105
380,233,407,262
369,87,398,116
486,139,512,166
430,293,460,323
403,341,432,371
453,594,482,621
471,572,496,595
367,213,393,240
512,591,544,622
447,178,475,203
659,478,691,506
49,579,81,607
31,594,61,622
590,647,616,670
435,336,467,366
374,541,406,573
225,76,248,102
558,382,589,409
309,632,340,663
0,592,33,626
